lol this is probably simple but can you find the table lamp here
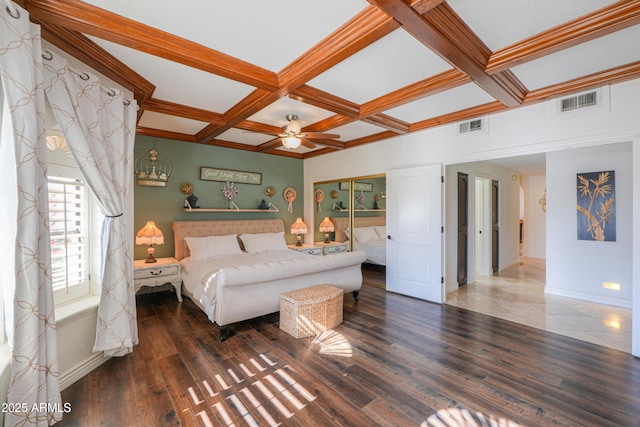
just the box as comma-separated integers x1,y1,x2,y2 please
136,220,164,263
290,218,308,246
319,217,334,244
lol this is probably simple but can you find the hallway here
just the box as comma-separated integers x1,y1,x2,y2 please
445,258,632,353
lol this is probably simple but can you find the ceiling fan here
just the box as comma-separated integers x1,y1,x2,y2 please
272,114,340,149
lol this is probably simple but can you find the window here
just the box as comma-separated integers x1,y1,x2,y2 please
48,175,90,302
47,141,101,306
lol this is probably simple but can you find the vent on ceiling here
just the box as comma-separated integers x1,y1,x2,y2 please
558,89,600,113
458,118,484,135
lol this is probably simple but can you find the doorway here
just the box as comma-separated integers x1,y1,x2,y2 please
474,176,492,278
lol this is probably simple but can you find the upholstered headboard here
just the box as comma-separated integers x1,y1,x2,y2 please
330,216,386,243
172,219,285,260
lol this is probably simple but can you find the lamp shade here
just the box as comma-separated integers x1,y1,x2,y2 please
319,217,334,233
290,218,308,234
282,136,301,149
136,221,164,245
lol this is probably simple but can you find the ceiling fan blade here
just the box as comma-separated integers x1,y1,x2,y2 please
300,138,316,149
257,138,282,152
303,133,340,139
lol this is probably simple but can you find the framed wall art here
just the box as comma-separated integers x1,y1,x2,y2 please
576,170,615,241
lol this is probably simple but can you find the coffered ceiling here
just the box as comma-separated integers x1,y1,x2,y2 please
20,0,640,158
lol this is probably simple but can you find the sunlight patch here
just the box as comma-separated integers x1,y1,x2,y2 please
311,330,353,357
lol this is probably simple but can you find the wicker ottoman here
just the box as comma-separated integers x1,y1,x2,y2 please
280,284,343,338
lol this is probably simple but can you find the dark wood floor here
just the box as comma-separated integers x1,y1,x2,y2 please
58,275,640,426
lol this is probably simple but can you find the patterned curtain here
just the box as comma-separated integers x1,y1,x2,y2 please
0,3,62,426
42,53,138,357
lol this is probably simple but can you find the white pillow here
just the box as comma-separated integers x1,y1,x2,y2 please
374,226,386,240
240,232,288,254
353,226,378,243
184,234,242,261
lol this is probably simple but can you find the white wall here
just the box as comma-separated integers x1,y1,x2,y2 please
303,79,640,356
522,175,546,259
546,143,632,308
444,162,521,293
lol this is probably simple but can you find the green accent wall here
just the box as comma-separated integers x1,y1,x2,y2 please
134,136,304,260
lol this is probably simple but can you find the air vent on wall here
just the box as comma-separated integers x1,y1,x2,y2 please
558,89,599,113
458,118,484,135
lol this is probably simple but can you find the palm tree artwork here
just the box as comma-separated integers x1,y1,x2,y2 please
577,171,616,241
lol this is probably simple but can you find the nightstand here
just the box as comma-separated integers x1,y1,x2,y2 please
287,243,323,256
315,241,349,255
133,257,182,302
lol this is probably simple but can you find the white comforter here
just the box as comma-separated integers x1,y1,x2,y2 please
180,250,367,322
353,239,386,265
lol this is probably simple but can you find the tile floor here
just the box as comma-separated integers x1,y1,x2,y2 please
445,257,632,353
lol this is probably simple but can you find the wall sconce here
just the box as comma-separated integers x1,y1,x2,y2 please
136,221,164,263
319,217,334,244
135,149,174,187
290,218,308,246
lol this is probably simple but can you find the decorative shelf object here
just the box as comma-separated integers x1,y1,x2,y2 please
183,201,279,213
332,208,385,212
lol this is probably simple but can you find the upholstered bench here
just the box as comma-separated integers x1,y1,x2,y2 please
279,284,343,338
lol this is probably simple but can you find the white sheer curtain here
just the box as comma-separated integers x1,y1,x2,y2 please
42,53,138,357
0,3,62,426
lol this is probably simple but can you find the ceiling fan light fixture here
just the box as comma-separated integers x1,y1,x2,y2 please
282,136,301,149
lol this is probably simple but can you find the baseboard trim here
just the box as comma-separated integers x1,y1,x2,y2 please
545,287,631,309
500,257,521,270
59,352,109,391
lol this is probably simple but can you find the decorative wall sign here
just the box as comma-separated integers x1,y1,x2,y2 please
339,181,373,192
200,167,262,185
577,170,615,241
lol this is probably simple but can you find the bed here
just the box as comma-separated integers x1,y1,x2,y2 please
330,216,387,266
173,219,367,340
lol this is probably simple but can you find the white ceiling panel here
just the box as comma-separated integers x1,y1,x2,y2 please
331,121,387,142
248,97,334,129
512,24,640,91
139,111,208,135
88,37,254,113
447,0,616,51
384,83,496,124
83,0,368,72
217,128,274,146
307,29,452,104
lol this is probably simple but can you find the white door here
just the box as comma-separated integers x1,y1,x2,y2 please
386,164,443,302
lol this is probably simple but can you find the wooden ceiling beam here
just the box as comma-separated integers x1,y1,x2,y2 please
197,89,279,142
25,0,279,91
143,98,226,126
208,6,398,143
362,114,410,134
344,130,401,148
487,0,640,74
360,69,469,117
303,115,355,133
39,23,155,106
278,6,399,91
308,139,345,150
136,127,198,143
289,85,360,118
525,61,640,104
410,101,506,132
235,120,281,136
369,0,525,107
302,147,340,158
410,0,445,15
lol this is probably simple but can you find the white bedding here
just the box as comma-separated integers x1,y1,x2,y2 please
181,249,367,323
353,239,386,266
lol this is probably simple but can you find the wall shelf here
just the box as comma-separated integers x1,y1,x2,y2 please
182,208,279,213
332,209,385,212
183,200,279,213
